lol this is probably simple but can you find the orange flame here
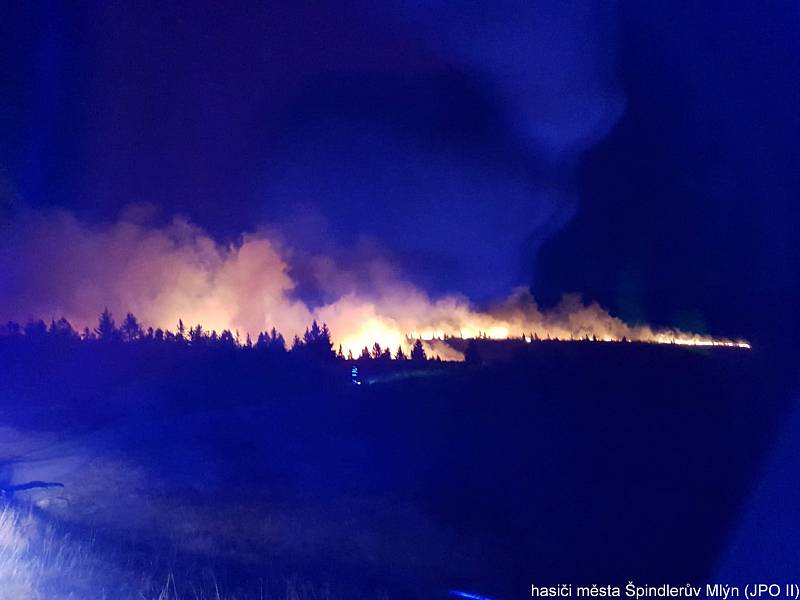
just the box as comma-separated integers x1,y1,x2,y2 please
316,289,751,359
1,212,751,360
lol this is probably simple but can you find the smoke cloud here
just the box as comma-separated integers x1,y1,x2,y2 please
0,209,748,357
259,0,627,302
382,0,625,155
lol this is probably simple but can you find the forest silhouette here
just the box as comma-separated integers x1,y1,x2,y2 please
0,309,434,364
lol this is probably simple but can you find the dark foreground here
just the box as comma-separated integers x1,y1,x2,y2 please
0,339,780,599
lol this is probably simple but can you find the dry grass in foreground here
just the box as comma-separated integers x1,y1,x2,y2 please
0,502,385,600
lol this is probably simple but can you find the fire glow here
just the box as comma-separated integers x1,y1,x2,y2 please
0,210,751,360
328,290,752,360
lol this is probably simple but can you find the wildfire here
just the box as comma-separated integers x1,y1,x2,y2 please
0,211,752,360
342,322,751,359
321,290,752,359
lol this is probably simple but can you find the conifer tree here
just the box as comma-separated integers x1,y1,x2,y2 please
120,313,142,342
410,339,427,362
95,308,118,342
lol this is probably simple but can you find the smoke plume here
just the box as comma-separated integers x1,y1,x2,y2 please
0,209,748,357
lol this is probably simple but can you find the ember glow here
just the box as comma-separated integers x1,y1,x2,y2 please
0,210,750,358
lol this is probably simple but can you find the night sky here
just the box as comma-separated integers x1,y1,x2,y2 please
1,1,798,342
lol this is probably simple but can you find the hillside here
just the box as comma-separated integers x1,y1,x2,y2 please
0,338,774,599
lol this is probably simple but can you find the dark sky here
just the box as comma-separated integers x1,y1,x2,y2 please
1,1,798,341
536,2,800,343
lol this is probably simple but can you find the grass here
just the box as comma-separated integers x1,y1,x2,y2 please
0,502,98,599
0,501,388,600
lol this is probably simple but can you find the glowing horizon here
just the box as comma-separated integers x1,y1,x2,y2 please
0,210,751,361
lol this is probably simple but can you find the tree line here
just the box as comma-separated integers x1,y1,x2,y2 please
0,309,432,362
